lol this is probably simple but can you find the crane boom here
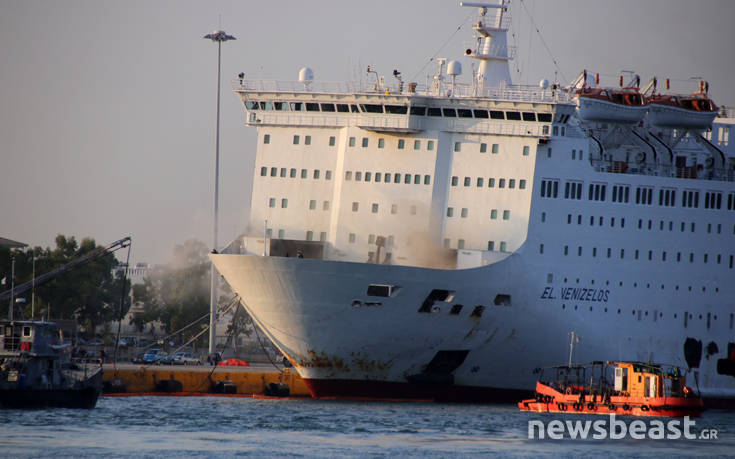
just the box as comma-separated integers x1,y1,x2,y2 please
0,236,131,302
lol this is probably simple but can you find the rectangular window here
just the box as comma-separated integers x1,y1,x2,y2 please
309,200,316,210
271,167,278,177
460,208,468,218
268,198,276,208
277,229,285,239
362,137,368,147
492,144,499,154
404,174,411,184
329,136,336,146
280,167,287,177
293,135,300,145
454,142,461,152
424,175,431,185
323,201,330,211
502,210,510,220
365,172,372,182
477,177,484,187
290,168,297,178
281,198,288,208
464,177,471,187
301,169,307,179
349,137,356,147
498,178,506,188
523,146,530,156
368,234,375,244
391,204,398,215
490,209,498,219
345,171,352,180
306,231,313,241
480,143,487,153
260,167,267,176
378,138,385,148
385,173,391,183
313,170,320,179
352,202,359,212
427,140,435,150
488,178,495,188
305,135,311,145
488,241,495,251
348,233,356,243
457,239,465,249
398,139,405,149
325,170,332,180
451,176,458,186
519,179,527,189
371,203,379,213
375,172,382,183
509,179,516,189
264,134,270,144
499,241,507,252
355,171,362,181
414,174,421,184
414,140,421,150
320,232,327,242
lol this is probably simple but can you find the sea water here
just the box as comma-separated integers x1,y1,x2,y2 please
1,396,733,457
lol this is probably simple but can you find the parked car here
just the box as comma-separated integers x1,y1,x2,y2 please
172,352,202,366
87,338,104,346
142,349,167,364
131,352,146,364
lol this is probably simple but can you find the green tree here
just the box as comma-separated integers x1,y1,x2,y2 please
0,235,129,333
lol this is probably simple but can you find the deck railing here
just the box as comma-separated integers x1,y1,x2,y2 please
233,79,573,104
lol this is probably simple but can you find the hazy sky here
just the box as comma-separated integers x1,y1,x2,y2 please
2,0,734,264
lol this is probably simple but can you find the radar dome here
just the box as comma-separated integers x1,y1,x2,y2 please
299,67,314,83
447,60,462,76
539,79,550,89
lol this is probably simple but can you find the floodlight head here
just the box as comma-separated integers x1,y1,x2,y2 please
204,30,236,42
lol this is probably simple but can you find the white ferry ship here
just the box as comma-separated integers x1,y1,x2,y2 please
211,1,735,403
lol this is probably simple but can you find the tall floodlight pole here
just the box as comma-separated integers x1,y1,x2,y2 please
204,29,236,356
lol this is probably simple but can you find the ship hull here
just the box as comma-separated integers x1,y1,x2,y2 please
0,386,101,409
211,253,735,403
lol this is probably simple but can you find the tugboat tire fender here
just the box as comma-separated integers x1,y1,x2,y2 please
622,404,631,411
640,404,650,412
587,402,595,410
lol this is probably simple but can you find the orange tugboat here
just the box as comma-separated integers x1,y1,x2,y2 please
518,361,704,418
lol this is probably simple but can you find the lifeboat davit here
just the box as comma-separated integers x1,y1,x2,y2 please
647,93,718,129
575,87,648,124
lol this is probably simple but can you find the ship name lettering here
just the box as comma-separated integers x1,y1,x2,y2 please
541,287,610,302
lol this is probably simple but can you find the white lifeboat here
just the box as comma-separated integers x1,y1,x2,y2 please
575,87,648,124
647,93,718,129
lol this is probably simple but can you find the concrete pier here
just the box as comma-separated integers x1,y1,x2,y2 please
102,363,311,396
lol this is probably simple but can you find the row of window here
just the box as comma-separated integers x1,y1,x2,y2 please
540,178,735,210
266,132,533,157
441,239,509,251
260,166,333,180
345,171,431,185
544,243,735,268
558,304,732,331
451,176,528,189
246,100,553,122
557,213,733,236
447,207,511,220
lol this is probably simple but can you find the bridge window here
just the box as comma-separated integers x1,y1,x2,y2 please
505,111,521,121
489,110,504,120
522,112,536,121
473,109,489,118
458,109,473,118
410,106,426,115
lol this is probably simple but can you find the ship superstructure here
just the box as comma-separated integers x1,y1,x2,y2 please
212,1,735,403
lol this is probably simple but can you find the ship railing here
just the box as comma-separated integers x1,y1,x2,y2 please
249,111,549,137
590,159,735,182
718,106,735,119
233,79,573,104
